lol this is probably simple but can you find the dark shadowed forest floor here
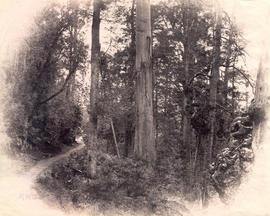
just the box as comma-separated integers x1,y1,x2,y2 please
35,142,190,216
34,107,257,215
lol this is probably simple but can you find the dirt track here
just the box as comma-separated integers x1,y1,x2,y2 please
0,136,85,216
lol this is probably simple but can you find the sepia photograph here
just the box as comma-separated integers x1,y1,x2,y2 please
0,0,270,215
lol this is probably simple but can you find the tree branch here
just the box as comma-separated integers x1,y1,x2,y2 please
102,39,112,56
216,103,231,113
38,62,78,105
221,65,254,88
236,68,254,88
189,72,210,85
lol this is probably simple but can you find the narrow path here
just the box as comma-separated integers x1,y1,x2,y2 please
27,136,85,181
0,136,85,216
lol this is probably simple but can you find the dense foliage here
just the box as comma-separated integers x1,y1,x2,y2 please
4,1,90,157
3,0,255,210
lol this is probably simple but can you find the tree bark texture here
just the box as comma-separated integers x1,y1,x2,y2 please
134,0,156,164
87,0,102,179
124,0,136,157
88,0,101,147
208,12,221,167
202,11,222,207
223,29,233,105
182,0,193,188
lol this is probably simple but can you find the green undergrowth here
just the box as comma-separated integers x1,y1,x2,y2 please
36,147,189,215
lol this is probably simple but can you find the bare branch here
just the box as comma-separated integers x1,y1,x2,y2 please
221,65,254,89
234,67,254,88
102,39,112,56
216,103,231,113
189,72,210,85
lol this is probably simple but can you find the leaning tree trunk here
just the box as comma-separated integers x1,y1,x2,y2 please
87,0,102,178
134,0,156,164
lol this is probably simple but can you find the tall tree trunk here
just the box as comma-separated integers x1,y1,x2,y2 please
183,54,192,186
134,0,156,164
222,29,233,138
223,30,233,105
87,0,102,178
202,10,222,207
88,0,101,147
182,0,193,191
124,0,136,157
66,0,78,103
209,12,221,167
231,66,236,118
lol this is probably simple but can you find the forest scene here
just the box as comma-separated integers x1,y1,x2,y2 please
0,0,270,215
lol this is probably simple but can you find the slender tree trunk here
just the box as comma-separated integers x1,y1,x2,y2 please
88,0,101,147
183,77,192,185
110,118,120,158
182,0,193,190
222,30,233,138
87,0,102,178
134,0,156,164
209,12,221,168
124,0,136,157
154,83,158,141
202,11,222,207
223,30,233,105
66,0,79,103
130,0,136,49
232,67,236,118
